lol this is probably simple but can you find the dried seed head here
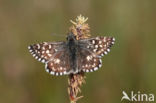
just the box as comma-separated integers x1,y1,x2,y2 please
68,72,85,103
69,15,91,40
70,14,88,25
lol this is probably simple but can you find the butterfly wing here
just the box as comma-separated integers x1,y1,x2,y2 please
77,47,102,72
28,42,65,63
28,42,72,76
77,36,115,72
45,47,72,76
80,36,115,57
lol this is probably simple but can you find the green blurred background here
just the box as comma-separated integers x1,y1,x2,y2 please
0,0,156,103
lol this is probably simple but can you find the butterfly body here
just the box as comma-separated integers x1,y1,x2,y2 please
66,33,79,73
28,33,115,76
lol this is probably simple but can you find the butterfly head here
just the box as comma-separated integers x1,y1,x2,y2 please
66,33,77,42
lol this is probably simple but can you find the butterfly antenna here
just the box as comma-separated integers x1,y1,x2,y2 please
50,33,66,37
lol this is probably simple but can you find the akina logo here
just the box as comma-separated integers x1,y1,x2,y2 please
121,91,154,102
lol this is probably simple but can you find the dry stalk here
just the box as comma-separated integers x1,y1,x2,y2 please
68,15,91,103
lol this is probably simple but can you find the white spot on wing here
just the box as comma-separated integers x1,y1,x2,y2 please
94,59,96,62
92,40,95,44
96,37,100,40
85,64,88,67
92,64,95,68
38,58,41,61
43,42,47,45
63,71,67,75
50,71,55,75
46,69,49,73
60,67,63,70
86,69,89,72
50,63,53,66
46,50,49,54
29,49,32,52
104,51,108,55
113,38,115,41
60,72,63,75
103,37,106,42
99,59,102,63
94,67,98,71
42,51,45,54
35,56,38,59
95,45,98,48
99,64,102,68
28,46,31,49
90,69,93,72
87,55,92,61
33,54,36,57
55,72,58,76
42,47,45,50
41,59,45,63
49,45,51,49
55,59,60,64
93,49,97,52
99,45,103,48
54,49,58,52
41,55,44,58
107,48,110,52
37,44,40,49
48,54,52,57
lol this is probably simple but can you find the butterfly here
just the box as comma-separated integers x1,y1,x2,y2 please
28,33,115,76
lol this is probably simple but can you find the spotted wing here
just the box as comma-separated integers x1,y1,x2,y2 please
45,47,72,76
80,36,115,57
28,42,65,63
78,36,115,72
28,42,72,76
77,47,102,72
